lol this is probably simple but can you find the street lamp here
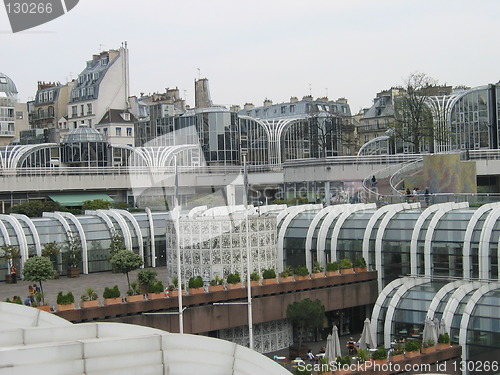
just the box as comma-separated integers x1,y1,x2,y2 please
243,152,254,350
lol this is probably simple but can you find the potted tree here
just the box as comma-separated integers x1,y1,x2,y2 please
137,269,158,294
109,250,143,295
262,268,277,285
208,275,224,292
286,298,325,357
421,339,436,354
64,235,82,278
279,266,294,283
1,245,20,283
41,242,61,279
339,258,354,274
80,287,99,308
226,272,242,290
326,261,340,277
404,339,421,358
147,280,165,300
437,333,451,350
250,272,261,287
126,281,144,302
103,285,122,305
22,256,54,307
311,261,324,279
390,342,405,362
188,276,205,295
294,266,309,281
56,291,75,311
354,257,367,272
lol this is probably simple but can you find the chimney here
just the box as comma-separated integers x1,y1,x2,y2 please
263,99,273,107
244,103,255,110
290,96,298,103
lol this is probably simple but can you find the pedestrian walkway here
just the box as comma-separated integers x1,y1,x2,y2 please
0,269,152,308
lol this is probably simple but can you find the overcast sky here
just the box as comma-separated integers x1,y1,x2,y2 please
2,0,499,113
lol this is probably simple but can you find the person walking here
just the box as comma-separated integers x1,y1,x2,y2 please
371,176,377,191
424,187,430,206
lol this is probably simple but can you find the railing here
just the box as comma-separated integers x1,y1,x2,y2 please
389,158,424,195
374,192,500,206
284,153,422,167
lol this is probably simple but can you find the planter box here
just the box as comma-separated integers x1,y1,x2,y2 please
340,268,355,274
250,280,260,287
405,350,420,358
421,346,436,354
279,275,293,283
126,295,144,303
390,353,405,362
227,282,242,290
294,275,309,281
189,287,205,295
80,300,99,309
170,290,186,297
326,270,340,277
354,267,367,273
311,272,324,279
67,267,80,278
147,292,165,300
57,303,75,312
436,343,451,350
104,297,122,306
262,278,277,285
208,285,224,292
36,305,51,312
373,359,387,366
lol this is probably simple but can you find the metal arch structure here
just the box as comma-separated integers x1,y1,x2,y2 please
145,208,156,267
459,282,500,369
370,277,408,348
425,95,458,153
101,210,133,252
126,144,203,169
87,210,116,237
56,212,89,274
362,204,394,269
0,215,29,269
0,219,11,246
383,277,430,348
315,204,351,267
0,143,58,169
11,214,42,256
114,209,145,259
374,202,419,290
427,280,466,320
424,202,468,277
330,203,376,262
478,205,500,280
357,135,391,156
462,203,499,279
304,205,338,268
409,203,444,275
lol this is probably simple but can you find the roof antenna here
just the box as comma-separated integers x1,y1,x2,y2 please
197,68,201,79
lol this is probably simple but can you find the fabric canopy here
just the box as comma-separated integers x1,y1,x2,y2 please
48,193,114,206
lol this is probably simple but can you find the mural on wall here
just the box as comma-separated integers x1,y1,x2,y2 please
423,154,476,194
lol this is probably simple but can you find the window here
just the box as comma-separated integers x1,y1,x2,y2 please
116,127,122,136
103,128,108,135
48,91,53,101
80,105,84,116
48,106,54,117
71,106,77,117
281,106,286,114
15,111,23,120
43,92,48,101
87,103,92,115
126,127,132,137
290,105,295,113
0,77,7,84
123,113,130,121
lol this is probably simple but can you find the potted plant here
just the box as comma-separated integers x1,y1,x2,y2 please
404,339,421,358
262,268,277,285
226,272,242,290
80,287,99,308
31,292,50,312
326,261,340,277
1,245,20,283
390,342,405,362
311,261,324,279
103,285,122,305
188,276,205,295
294,266,309,281
126,281,144,302
421,339,436,354
371,346,387,365
339,258,354,274
42,242,61,279
147,280,165,300
279,266,294,283
22,256,54,306
358,348,369,364
5,296,22,304
208,275,224,292
250,271,261,287
64,235,82,278
354,257,367,272
56,291,75,311
437,333,451,350
137,269,158,294
169,277,185,297
317,356,332,374
109,250,143,295
336,355,352,372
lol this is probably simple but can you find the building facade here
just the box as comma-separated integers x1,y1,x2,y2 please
0,72,18,145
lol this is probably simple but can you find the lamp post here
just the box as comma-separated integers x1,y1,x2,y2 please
243,152,254,350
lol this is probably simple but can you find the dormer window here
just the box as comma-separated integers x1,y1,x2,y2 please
101,57,109,65
122,113,130,121
0,77,7,84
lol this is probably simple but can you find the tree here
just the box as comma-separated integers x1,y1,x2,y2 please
109,250,143,290
109,231,126,257
22,256,54,305
10,201,67,217
286,298,325,348
82,199,112,211
391,72,443,153
0,244,20,271
64,234,82,269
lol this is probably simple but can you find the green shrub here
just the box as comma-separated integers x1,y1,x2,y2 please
80,287,98,301
137,269,158,286
326,261,339,272
371,347,387,360
188,276,204,289
294,266,309,276
127,281,141,296
103,285,121,299
405,339,421,352
148,280,164,293
250,272,260,281
262,268,276,279
392,342,405,355
5,296,22,304
336,355,352,366
358,348,369,363
312,261,323,273
226,272,241,284
209,275,223,286
423,339,435,348
56,291,75,305
338,258,353,269
354,257,367,268
280,266,293,277
438,333,450,344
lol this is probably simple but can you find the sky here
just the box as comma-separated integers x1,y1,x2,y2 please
1,0,499,113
